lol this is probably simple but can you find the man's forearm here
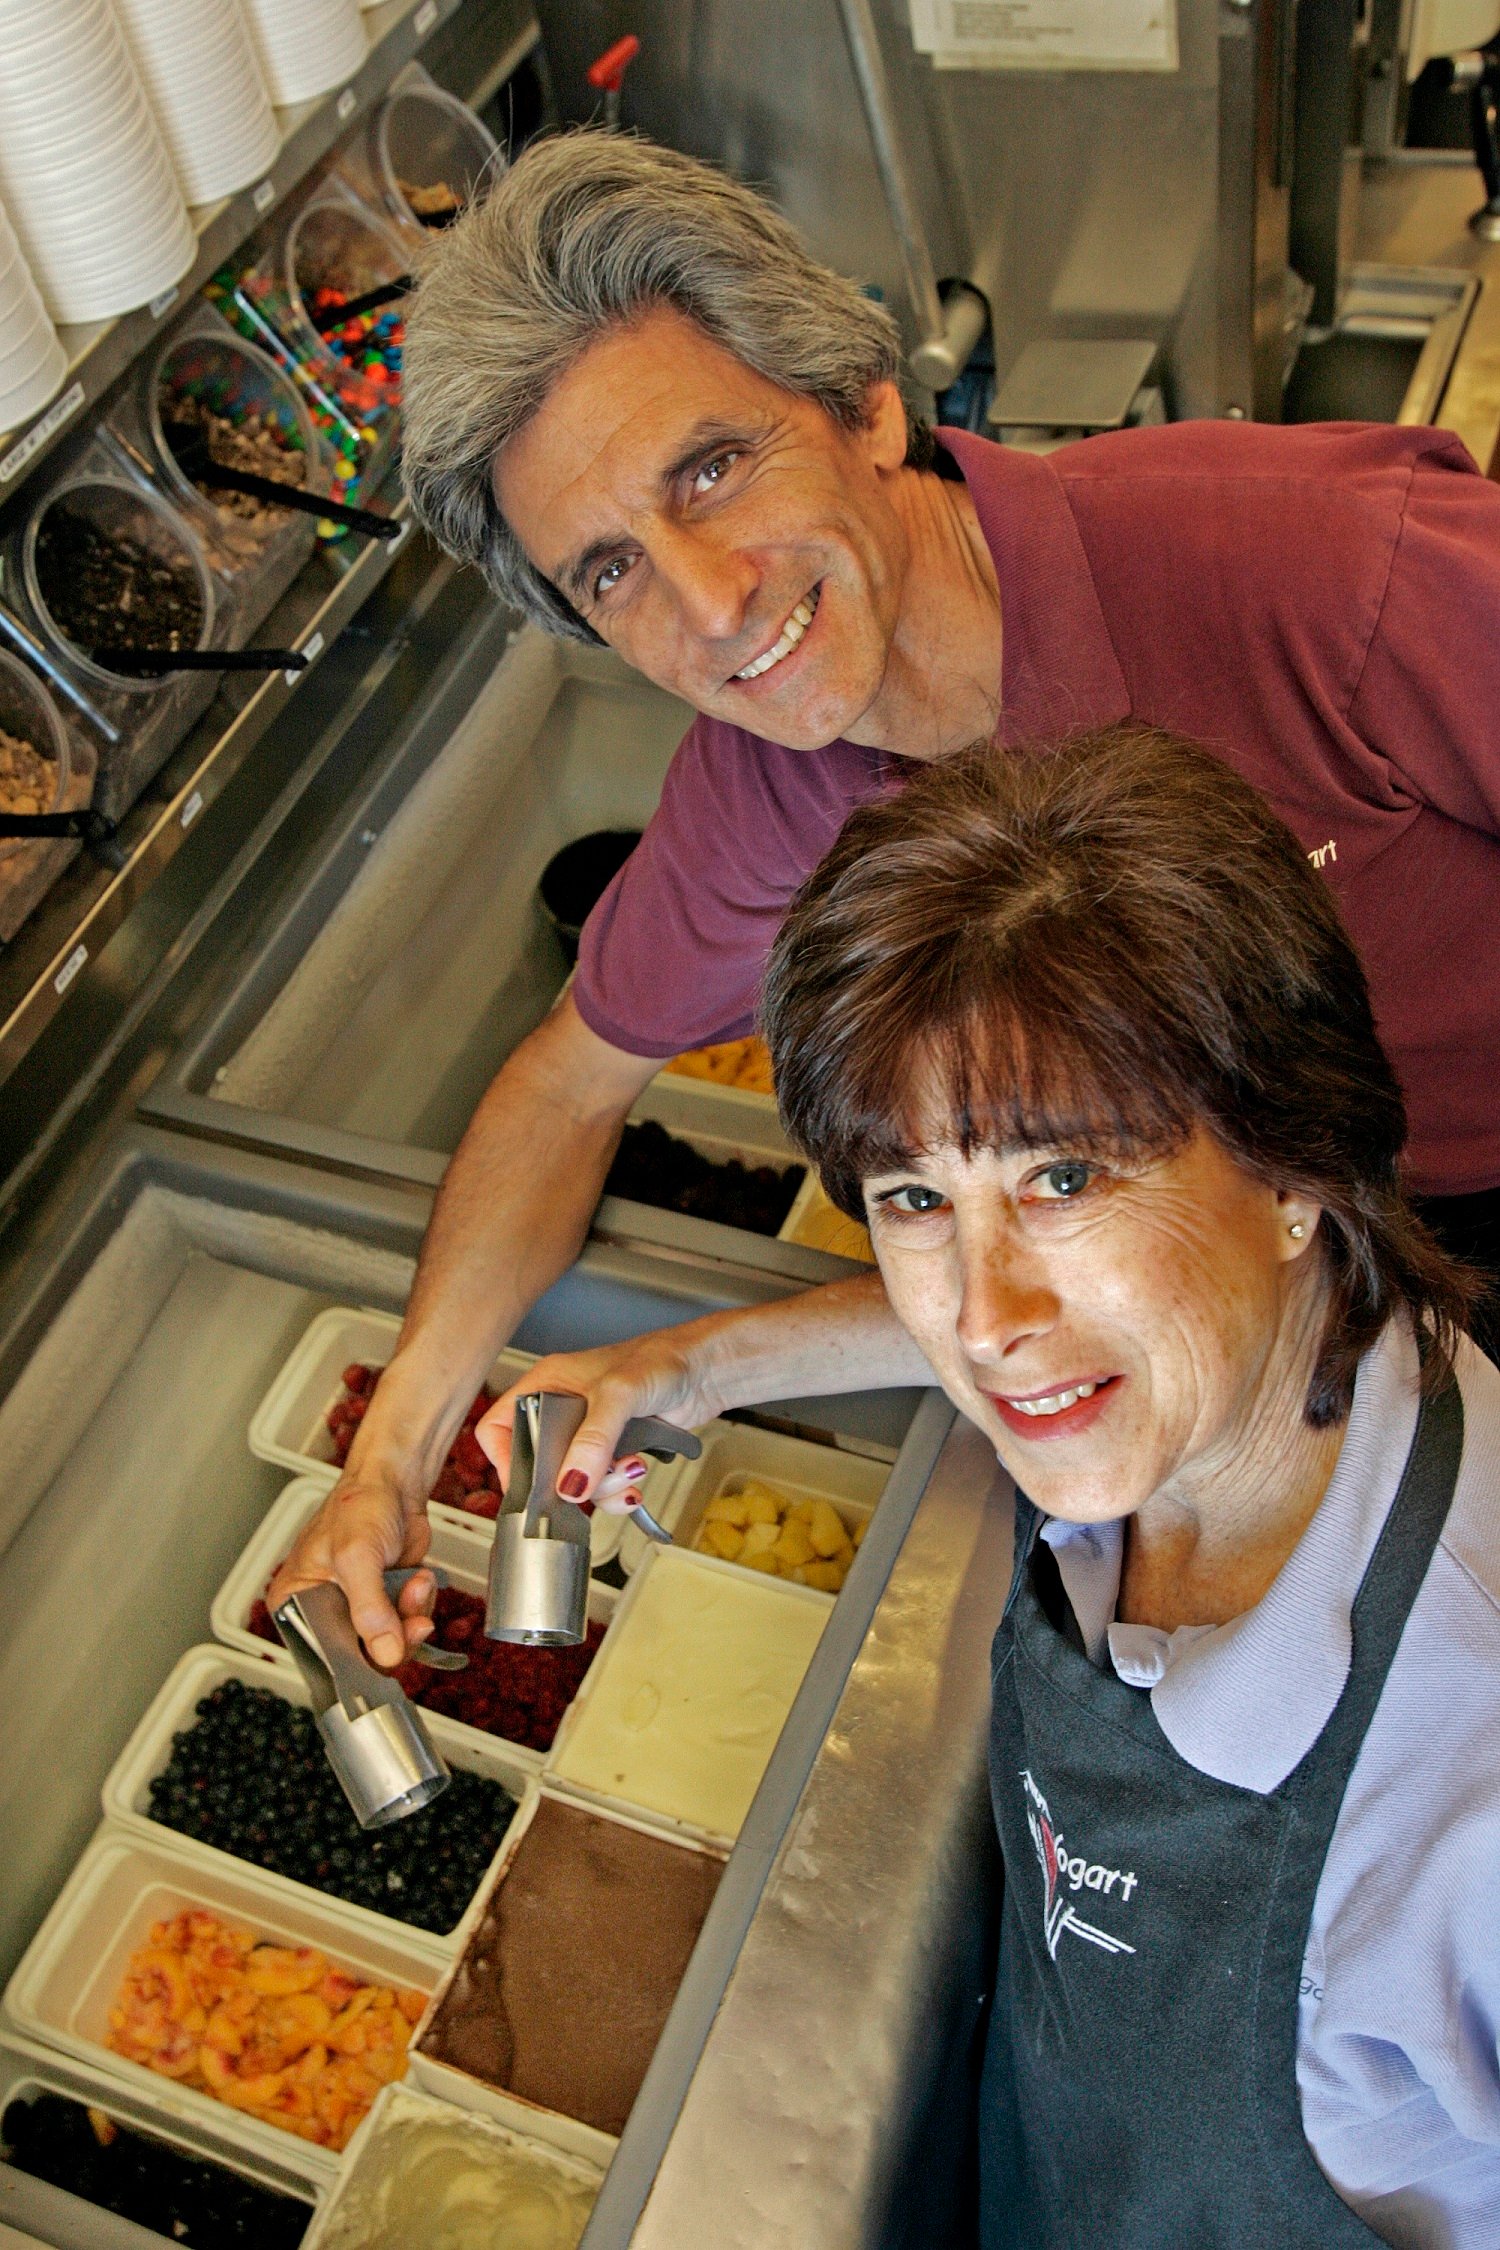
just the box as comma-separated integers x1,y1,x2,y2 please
348,998,654,1501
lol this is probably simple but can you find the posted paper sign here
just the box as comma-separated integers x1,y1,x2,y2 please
910,0,1178,71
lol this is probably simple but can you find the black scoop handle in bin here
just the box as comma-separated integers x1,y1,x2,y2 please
160,419,400,540
204,470,399,540
309,274,414,332
0,807,119,842
87,646,308,677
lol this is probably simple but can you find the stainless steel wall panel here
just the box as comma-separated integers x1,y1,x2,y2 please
536,0,1258,421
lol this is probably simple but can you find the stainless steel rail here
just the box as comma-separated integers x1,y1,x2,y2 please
592,1410,1008,2250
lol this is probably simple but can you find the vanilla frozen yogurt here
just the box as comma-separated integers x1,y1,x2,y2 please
312,2085,599,2250
547,1549,829,1836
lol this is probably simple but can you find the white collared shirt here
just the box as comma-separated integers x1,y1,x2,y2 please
1040,1321,1500,2248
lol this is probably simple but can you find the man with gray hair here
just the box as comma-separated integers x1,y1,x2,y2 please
275,128,1500,1662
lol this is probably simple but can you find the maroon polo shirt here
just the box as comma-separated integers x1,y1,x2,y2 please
574,420,1500,1197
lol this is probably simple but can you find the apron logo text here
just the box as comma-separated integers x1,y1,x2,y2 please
1022,1769,1138,1960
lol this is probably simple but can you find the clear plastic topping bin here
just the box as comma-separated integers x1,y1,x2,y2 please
4,435,227,821
0,643,96,943
339,62,502,247
208,180,406,516
104,303,325,643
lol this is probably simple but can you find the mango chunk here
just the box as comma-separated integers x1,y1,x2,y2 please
699,1520,745,1561
741,1486,783,1527
796,1559,846,1593
704,1493,751,1528
806,1499,849,1559
772,1521,817,1569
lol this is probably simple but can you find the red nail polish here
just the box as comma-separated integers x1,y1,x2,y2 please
560,1470,588,1500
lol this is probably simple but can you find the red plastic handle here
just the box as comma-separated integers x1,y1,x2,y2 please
587,33,640,93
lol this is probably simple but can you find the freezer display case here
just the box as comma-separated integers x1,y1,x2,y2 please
139,587,853,1288
0,1126,1005,2247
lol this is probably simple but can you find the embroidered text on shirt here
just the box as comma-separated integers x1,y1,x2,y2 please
1022,1769,1138,1959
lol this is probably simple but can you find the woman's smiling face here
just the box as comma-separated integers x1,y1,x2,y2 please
863,1125,1323,1524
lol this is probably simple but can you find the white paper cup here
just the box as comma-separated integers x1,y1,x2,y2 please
239,0,366,105
0,0,193,325
114,0,280,204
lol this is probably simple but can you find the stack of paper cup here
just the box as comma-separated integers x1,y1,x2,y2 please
0,0,195,328
113,0,280,207
238,0,367,105
0,198,66,432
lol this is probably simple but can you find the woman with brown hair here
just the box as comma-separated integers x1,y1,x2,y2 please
468,724,1500,2244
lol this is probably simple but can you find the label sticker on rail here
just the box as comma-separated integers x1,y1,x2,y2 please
286,631,324,687
53,943,87,997
0,383,85,484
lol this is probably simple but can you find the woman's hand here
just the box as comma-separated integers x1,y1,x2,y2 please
476,1326,724,1510
476,1275,929,1512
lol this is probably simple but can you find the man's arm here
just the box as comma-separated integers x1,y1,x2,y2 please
267,990,657,1664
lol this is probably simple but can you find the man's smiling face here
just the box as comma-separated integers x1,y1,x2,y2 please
492,306,915,749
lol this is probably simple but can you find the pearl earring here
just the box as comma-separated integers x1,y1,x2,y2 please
1289,1222,1306,1240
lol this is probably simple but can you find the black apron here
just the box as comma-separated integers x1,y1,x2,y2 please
979,1371,1464,2249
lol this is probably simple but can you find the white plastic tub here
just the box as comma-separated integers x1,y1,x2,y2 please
645,1055,877,1257
408,1784,723,2169
604,1109,806,1241
245,1306,627,1566
210,1479,619,1765
1,1824,445,2182
101,1645,535,1939
618,1419,890,1578
0,2027,326,2212
543,1547,832,1849
776,1169,875,1261
300,2078,603,2250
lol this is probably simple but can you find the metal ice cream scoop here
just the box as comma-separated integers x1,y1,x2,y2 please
272,1569,452,1829
485,1390,701,1648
